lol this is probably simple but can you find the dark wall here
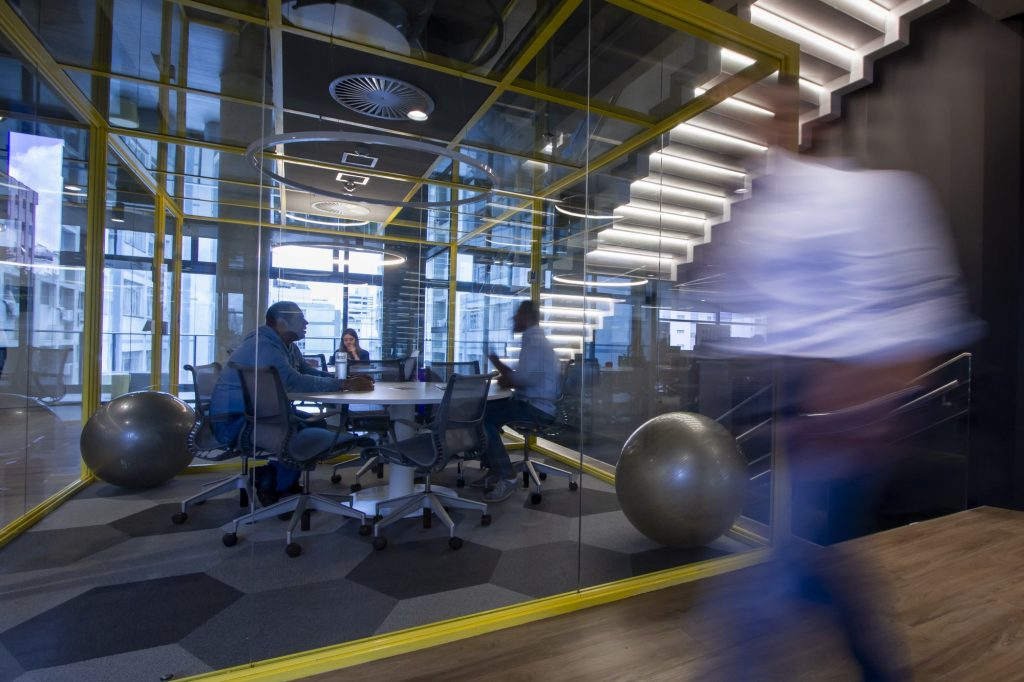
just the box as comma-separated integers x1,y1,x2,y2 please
808,1,1024,508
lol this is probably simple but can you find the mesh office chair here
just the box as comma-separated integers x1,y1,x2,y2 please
365,373,493,551
424,361,480,382
330,358,408,488
171,362,252,524
506,368,579,504
302,353,328,372
222,363,369,557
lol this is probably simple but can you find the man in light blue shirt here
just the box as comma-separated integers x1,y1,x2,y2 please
210,301,373,503
481,300,561,502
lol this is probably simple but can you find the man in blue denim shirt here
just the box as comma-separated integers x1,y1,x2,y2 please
481,300,561,502
210,301,373,502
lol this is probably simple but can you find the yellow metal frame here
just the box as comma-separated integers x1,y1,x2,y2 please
0,0,799,678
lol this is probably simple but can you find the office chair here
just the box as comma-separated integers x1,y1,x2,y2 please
424,360,480,382
171,362,253,524
222,363,370,557
506,368,579,504
364,373,493,551
302,353,328,372
330,358,408,488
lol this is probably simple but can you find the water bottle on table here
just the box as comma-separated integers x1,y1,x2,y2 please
335,351,348,380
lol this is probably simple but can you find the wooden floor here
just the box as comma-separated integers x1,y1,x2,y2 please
311,507,1024,681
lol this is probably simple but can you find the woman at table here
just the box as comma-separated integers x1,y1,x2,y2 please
336,328,370,362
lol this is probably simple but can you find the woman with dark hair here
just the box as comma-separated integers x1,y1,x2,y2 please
337,328,370,361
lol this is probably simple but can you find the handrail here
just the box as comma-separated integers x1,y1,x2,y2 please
736,418,772,444
911,352,972,383
890,379,962,416
894,408,970,444
716,384,772,424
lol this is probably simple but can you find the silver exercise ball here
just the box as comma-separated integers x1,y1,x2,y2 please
615,412,747,548
81,391,195,489
0,393,60,457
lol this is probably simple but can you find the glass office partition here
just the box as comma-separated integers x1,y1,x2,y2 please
0,35,92,527
0,0,793,676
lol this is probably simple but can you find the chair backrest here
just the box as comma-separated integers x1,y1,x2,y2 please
184,362,222,418
431,373,491,468
18,346,72,402
426,361,480,383
230,362,295,456
303,353,327,372
350,358,406,382
183,362,230,455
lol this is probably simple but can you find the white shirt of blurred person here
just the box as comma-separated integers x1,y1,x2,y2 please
209,300,374,500
481,301,561,502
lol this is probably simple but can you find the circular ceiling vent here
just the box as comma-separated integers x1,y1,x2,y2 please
311,200,372,218
329,74,435,121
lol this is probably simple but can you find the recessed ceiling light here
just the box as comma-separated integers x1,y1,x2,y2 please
64,184,83,192
111,218,125,223
406,109,428,121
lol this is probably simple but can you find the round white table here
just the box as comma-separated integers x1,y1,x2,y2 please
293,381,511,515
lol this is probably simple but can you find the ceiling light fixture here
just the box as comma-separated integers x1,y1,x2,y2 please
406,109,428,121
247,131,498,209
285,212,370,228
554,204,621,220
64,184,83,192
552,274,648,288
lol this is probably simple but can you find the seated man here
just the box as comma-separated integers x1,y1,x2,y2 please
210,300,373,505
481,300,560,502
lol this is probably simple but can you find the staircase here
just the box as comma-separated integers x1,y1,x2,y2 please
576,0,947,284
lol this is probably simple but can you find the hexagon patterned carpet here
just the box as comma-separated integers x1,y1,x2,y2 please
0,459,744,681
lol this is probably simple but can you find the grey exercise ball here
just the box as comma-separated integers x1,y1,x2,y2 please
0,393,60,458
81,391,195,489
615,412,747,548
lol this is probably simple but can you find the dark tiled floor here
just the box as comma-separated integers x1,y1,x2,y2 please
0,458,750,681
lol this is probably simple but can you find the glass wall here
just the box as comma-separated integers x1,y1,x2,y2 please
0,0,792,676
0,37,91,527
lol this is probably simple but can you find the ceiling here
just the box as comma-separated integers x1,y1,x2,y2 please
0,0,786,279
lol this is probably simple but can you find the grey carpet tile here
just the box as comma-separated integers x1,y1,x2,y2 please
570,510,667,555
490,540,632,598
179,577,398,670
28,498,156,531
346,538,502,600
0,585,91,632
629,545,731,577
0,573,243,671
523,486,620,518
11,644,212,682
0,525,129,575
206,532,374,594
110,499,245,537
459,504,575,552
0,640,24,681
375,583,533,635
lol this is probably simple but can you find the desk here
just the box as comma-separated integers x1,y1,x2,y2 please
293,381,510,515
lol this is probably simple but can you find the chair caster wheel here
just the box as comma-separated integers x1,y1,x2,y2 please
539,472,548,481
285,543,302,558
569,481,579,491
481,514,492,527
449,537,463,550
530,493,542,505
456,479,465,488
330,474,341,484
350,483,362,493
171,512,187,525
222,532,237,547
372,537,387,550
358,524,372,536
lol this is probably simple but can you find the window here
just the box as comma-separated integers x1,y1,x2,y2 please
40,281,55,306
